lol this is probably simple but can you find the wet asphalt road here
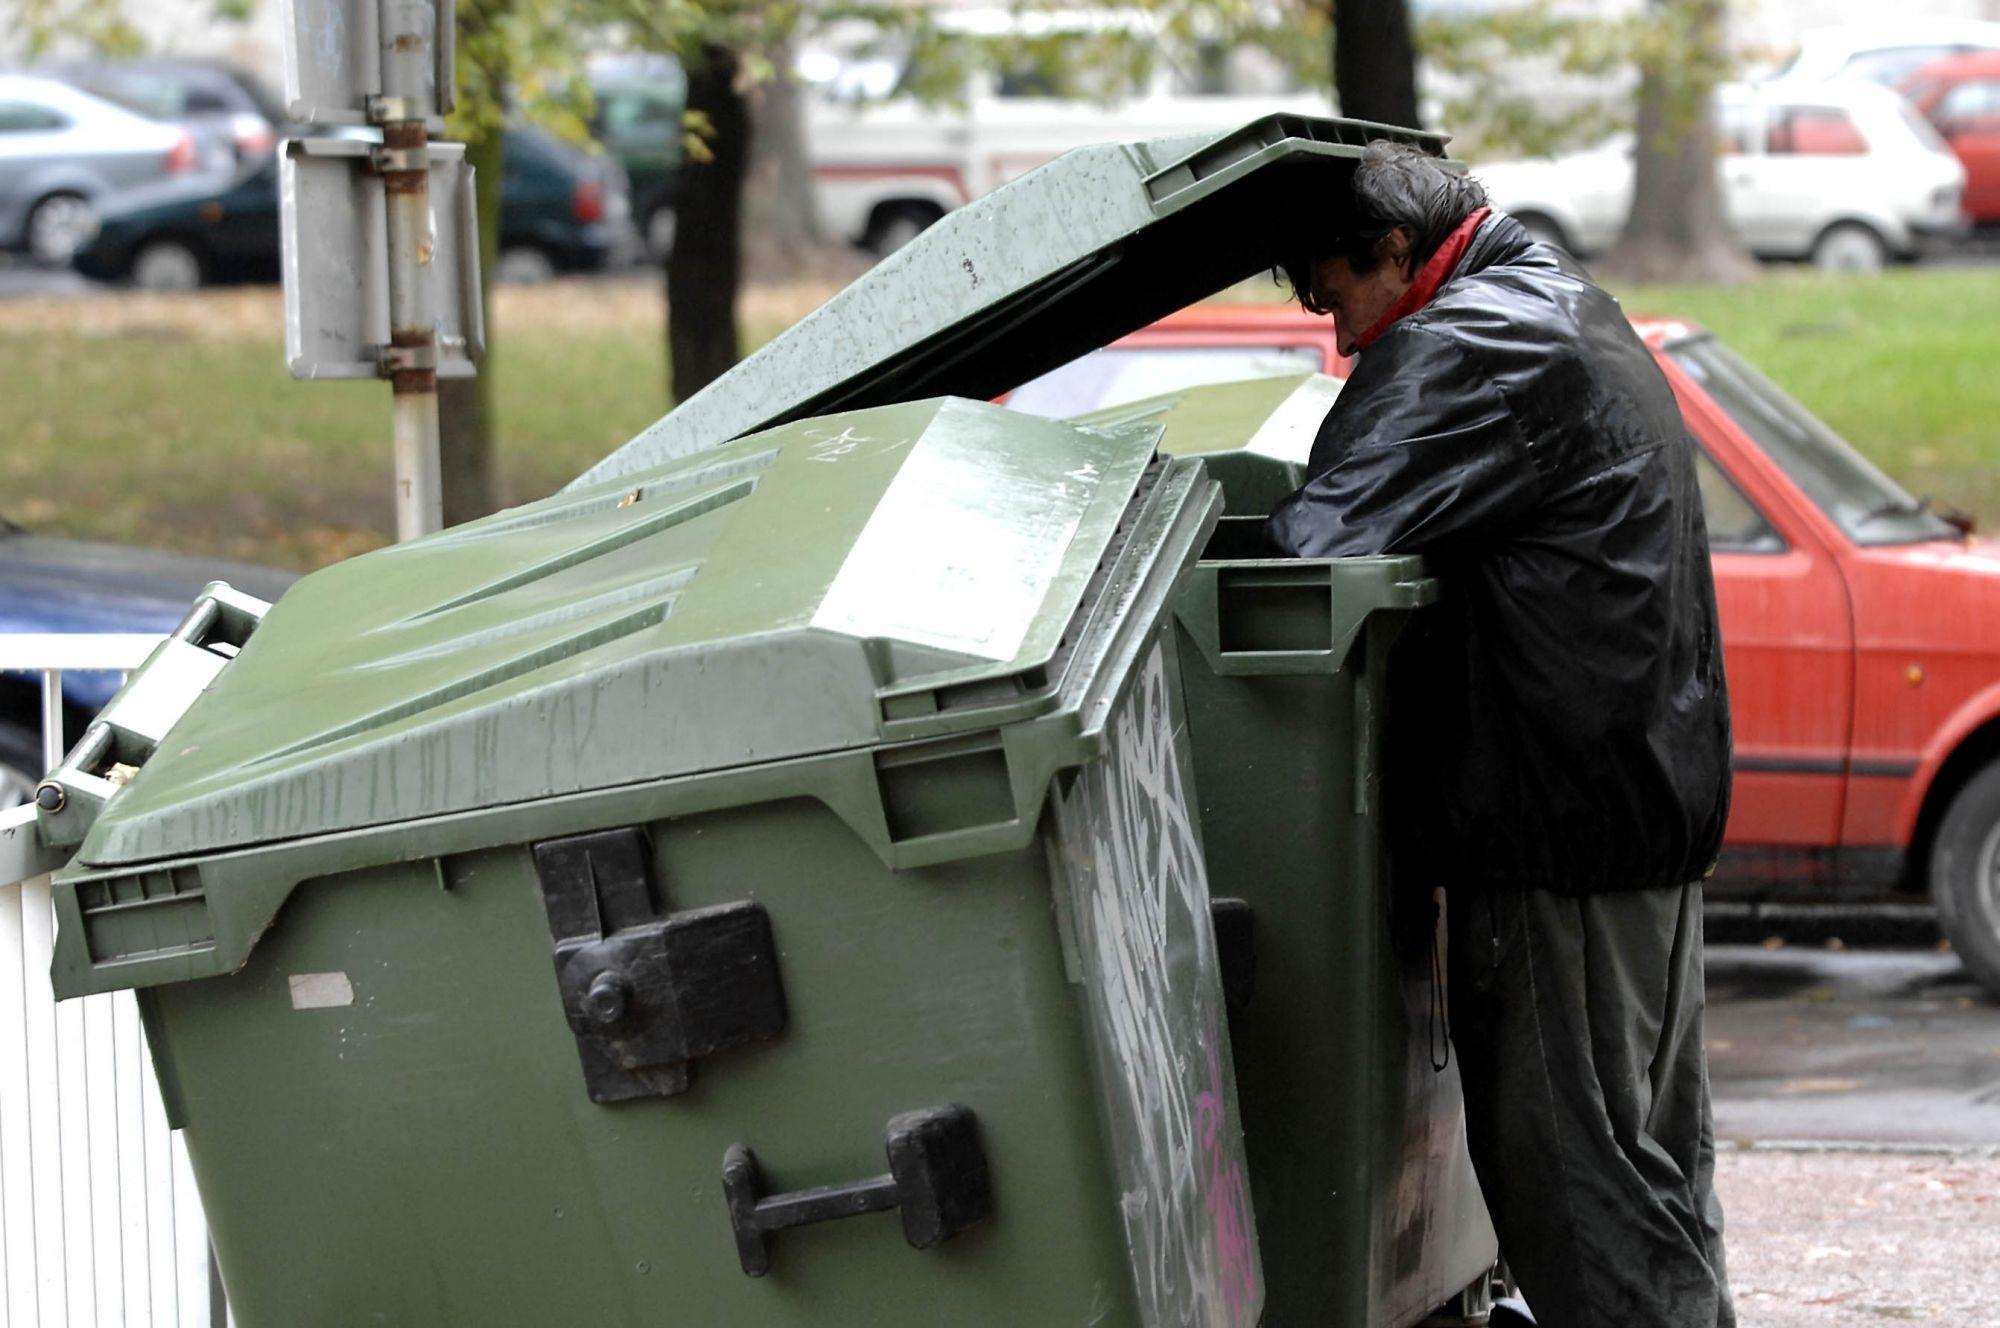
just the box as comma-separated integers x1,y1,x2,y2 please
1705,944,2000,1148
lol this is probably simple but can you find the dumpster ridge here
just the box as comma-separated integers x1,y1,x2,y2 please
434,443,785,544
363,566,700,665
414,481,748,619
260,596,680,763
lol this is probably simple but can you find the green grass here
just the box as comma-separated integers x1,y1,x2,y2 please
6,267,1997,571
2,329,670,567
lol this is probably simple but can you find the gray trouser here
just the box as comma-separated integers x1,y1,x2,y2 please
1447,882,1734,1328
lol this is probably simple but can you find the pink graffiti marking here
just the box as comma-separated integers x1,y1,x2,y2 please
1200,1034,1261,1323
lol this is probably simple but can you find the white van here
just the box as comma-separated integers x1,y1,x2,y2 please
802,8,1332,253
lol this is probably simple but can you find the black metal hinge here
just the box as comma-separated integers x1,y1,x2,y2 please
532,827,787,1103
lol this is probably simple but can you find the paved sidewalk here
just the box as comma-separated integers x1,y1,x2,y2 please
1716,1148,1999,1326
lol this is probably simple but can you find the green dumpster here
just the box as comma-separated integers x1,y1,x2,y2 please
25,114,1507,1325
1094,375,1501,1324
40,398,1270,1325
567,102,1505,1324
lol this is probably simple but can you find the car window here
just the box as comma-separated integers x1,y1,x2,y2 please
1899,99,1954,151
183,86,233,114
1935,79,2000,123
1671,338,1957,546
600,91,680,136
0,102,69,132
1008,344,1326,417
214,71,286,125
1717,99,1762,155
1695,451,1782,553
1840,45,1961,85
84,71,189,118
1767,105,1867,155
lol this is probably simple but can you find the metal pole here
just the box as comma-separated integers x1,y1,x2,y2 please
39,670,63,774
373,0,443,541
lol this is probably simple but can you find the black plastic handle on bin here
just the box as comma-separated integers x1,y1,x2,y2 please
722,1105,994,1277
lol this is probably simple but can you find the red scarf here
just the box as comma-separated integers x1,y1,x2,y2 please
1354,207,1491,351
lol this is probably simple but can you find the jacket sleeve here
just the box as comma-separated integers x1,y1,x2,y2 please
1265,325,1541,558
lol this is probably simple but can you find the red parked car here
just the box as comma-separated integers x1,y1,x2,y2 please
1901,51,2000,223
1012,305,2000,994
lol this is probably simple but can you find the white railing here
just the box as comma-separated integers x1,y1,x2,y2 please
1,635,223,1328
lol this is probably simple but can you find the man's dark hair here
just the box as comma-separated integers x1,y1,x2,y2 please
1281,140,1490,315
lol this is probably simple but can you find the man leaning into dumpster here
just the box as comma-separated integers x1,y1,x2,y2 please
1268,142,1735,1328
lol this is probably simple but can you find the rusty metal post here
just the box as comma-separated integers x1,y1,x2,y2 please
372,0,443,540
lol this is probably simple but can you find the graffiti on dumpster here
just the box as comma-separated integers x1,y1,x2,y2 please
1055,642,1262,1328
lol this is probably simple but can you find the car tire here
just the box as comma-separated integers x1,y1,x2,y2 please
1811,222,1887,274
496,246,557,284
1929,760,2000,998
865,204,943,258
26,192,96,266
1514,212,1573,256
0,716,45,810
130,239,206,292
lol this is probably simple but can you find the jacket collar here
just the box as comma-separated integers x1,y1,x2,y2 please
1353,209,1548,350
1455,209,1541,276
1354,207,1490,351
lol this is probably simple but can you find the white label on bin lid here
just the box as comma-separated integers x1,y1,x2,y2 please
288,971,355,1010
812,420,1096,662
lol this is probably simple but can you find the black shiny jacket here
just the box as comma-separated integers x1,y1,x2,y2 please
1265,213,1732,896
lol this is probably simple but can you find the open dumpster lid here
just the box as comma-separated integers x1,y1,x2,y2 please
575,113,1451,488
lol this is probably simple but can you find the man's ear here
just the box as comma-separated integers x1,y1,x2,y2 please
1379,227,1416,280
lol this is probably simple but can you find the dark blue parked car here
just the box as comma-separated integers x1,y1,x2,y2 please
73,124,634,289
0,520,294,804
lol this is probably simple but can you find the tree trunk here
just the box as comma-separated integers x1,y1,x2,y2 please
743,49,827,282
667,42,752,404
438,0,511,524
1329,0,1422,129
440,123,503,524
1599,0,1756,284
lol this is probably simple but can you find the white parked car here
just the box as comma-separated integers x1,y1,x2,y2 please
1771,21,2000,88
0,73,199,263
802,8,1330,253
1474,82,1967,271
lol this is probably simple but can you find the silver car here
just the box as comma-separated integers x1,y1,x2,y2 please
0,73,198,263
51,58,285,171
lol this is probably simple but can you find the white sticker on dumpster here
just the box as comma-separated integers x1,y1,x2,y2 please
810,420,1095,661
288,972,355,1009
